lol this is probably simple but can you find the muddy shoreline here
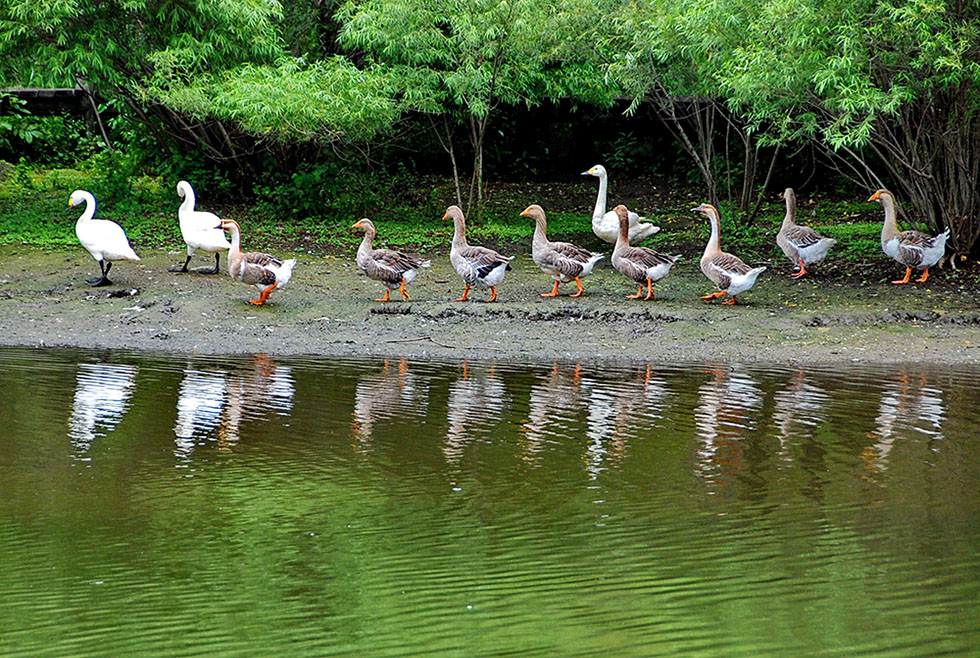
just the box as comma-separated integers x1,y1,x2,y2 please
1,246,978,365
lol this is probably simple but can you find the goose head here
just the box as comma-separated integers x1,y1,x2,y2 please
869,189,891,203
442,205,465,223
690,203,719,218
352,218,376,235
581,164,607,178
176,180,195,199
217,218,239,232
780,188,795,201
519,204,545,221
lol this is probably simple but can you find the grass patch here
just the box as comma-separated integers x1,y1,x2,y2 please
1,162,890,265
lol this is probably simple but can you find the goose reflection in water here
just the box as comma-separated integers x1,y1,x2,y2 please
351,357,429,447
865,371,945,472
693,365,763,485
174,369,227,458
519,362,587,465
771,369,830,465
444,361,510,466
173,354,294,457
585,364,670,479
68,362,138,455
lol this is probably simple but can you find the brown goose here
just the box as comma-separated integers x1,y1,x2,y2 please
610,204,679,300
776,187,836,278
352,218,430,301
521,204,604,297
218,219,296,305
443,205,513,302
691,203,765,305
869,189,949,284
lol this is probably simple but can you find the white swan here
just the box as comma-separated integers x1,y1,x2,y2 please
582,164,659,243
69,190,140,287
170,180,231,274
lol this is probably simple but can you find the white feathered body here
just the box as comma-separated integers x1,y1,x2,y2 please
176,181,232,256
584,164,659,243
70,190,140,263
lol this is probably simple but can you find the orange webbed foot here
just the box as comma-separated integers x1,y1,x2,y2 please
627,285,644,299
891,267,913,285
915,268,930,283
721,296,737,305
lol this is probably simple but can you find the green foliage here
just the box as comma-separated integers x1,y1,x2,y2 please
152,57,401,144
0,95,101,166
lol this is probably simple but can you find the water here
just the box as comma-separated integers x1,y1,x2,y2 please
0,348,977,657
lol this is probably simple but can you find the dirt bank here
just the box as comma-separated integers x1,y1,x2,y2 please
1,245,978,365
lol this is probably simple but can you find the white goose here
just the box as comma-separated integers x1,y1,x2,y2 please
170,180,231,274
69,190,140,287
582,164,659,243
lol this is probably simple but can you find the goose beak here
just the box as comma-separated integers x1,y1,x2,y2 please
215,223,224,230
580,169,593,176
68,200,74,208
352,220,362,229
441,212,449,220
690,207,700,213
519,208,530,217
868,191,880,202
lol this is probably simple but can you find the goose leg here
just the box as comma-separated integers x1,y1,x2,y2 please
790,260,808,279
203,253,221,275
915,268,930,283
375,289,391,302
454,285,470,302
169,255,192,273
398,279,410,301
700,291,727,301
643,278,655,301
891,267,913,285
483,287,498,303
89,260,113,287
569,277,585,298
626,285,644,299
721,295,737,305
541,280,560,297
249,281,278,305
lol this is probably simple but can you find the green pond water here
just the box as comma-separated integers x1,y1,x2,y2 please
0,348,977,657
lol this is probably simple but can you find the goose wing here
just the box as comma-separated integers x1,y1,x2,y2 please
550,241,596,264
783,225,826,249
367,248,424,284
460,245,512,278
705,251,754,289
240,251,282,286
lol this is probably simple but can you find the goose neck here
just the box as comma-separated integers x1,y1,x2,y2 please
593,171,609,218
451,215,468,249
780,192,797,230
704,209,722,256
880,193,900,242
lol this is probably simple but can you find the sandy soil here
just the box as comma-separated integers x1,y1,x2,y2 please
1,245,978,365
